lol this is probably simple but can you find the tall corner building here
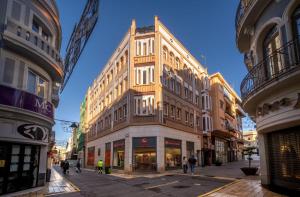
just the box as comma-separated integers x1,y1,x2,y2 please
84,16,213,172
236,0,300,192
208,73,245,165
0,0,62,195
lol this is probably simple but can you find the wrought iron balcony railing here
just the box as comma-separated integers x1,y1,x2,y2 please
235,0,255,38
240,38,300,101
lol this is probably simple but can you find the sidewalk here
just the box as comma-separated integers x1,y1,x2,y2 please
200,179,286,197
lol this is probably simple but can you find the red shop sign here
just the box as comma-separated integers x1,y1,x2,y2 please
165,138,181,147
113,139,125,148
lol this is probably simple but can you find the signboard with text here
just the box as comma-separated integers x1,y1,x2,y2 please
0,85,53,118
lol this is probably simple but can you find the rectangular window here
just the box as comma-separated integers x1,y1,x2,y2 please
190,113,194,126
32,20,39,33
185,111,189,124
114,110,118,121
203,117,206,131
134,95,154,116
176,108,181,120
184,88,188,99
27,71,36,94
170,105,175,118
123,104,127,118
163,103,169,116
3,58,15,84
143,70,147,84
37,77,47,99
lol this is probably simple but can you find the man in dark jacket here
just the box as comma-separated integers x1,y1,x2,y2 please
76,159,81,173
188,155,197,175
63,160,69,174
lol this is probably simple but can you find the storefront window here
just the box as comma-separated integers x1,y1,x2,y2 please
215,139,227,163
186,141,195,159
0,143,40,195
87,146,95,166
105,143,111,167
165,138,182,170
133,137,157,171
113,139,125,169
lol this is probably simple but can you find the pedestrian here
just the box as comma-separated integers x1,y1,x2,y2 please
97,159,103,174
182,156,188,173
63,160,69,174
76,159,81,173
188,155,197,175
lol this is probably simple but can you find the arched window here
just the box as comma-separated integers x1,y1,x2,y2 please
292,6,300,39
163,46,168,61
120,57,124,67
170,52,174,65
263,26,282,78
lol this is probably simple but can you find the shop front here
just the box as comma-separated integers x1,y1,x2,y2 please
113,139,125,169
105,143,111,168
87,146,95,167
0,142,41,195
186,141,195,159
132,137,157,171
165,138,182,170
215,138,227,163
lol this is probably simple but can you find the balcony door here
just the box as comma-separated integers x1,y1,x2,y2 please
263,26,283,78
292,6,300,64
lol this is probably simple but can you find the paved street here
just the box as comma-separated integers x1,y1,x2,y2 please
37,160,286,197
50,166,233,197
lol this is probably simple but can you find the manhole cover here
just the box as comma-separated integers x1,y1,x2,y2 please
173,185,190,189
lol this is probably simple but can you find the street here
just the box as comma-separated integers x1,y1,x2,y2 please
48,166,233,197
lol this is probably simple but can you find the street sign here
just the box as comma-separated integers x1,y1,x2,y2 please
61,0,99,92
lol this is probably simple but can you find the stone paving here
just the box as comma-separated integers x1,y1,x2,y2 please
201,179,286,197
33,160,286,197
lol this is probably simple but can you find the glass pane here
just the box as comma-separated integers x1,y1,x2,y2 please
24,146,31,155
37,78,47,98
27,71,36,94
23,164,30,171
24,156,30,163
12,145,20,154
10,164,18,172
11,155,19,163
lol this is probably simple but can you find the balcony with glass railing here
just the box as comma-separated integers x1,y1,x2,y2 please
240,38,300,104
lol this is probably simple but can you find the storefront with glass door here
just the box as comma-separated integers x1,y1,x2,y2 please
165,138,182,170
0,142,41,195
113,139,125,169
132,137,157,171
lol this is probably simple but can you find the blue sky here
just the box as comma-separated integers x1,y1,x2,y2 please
54,0,249,143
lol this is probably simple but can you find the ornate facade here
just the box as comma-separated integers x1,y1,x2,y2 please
0,0,62,195
84,16,211,172
236,0,300,193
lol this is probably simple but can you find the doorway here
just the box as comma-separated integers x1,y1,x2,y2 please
0,142,40,195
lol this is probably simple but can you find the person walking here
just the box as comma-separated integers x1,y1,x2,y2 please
63,160,69,174
182,156,188,173
76,159,81,173
97,159,103,174
188,155,197,175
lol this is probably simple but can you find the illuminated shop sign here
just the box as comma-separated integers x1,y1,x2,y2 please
0,85,53,118
133,137,156,148
165,138,181,148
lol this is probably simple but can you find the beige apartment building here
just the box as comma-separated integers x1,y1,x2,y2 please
207,73,245,165
84,16,213,172
236,0,300,193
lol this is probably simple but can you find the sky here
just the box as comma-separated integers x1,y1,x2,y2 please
54,0,250,144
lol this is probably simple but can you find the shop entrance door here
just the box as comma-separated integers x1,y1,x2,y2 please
134,148,156,171
0,142,40,195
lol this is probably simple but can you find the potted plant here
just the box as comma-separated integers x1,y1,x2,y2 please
241,146,258,175
215,158,223,166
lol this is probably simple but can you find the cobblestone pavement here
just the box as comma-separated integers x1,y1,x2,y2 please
50,166,233,197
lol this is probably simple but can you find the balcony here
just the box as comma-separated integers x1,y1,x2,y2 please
240,38,300,106
134,55,155,64
2,19,63,81
235,0,271,52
